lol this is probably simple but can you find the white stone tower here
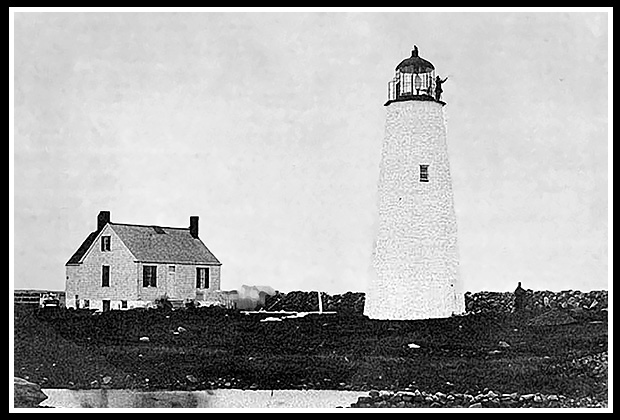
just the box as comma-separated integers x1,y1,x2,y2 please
364,46,465,320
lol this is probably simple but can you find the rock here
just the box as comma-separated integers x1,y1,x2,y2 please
413,389,424,402
430,402,442,408
488,350,502,355
407,343,421,349
484,399,500,408
533,394,543,403
435,392,447,401
520,394,535,401
425,396,434,403
498,341,510,348
177,326,187,333
501,393,518,400
259,317,282,322
186,374,198,383
14,377,48,408
547,395,559,401
139,336,150,342
102,376,112,385
469,402,483,408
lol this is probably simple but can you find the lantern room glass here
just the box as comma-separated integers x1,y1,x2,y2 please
387,68,436,102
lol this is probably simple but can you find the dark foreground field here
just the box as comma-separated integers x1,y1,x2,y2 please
13,305,608,407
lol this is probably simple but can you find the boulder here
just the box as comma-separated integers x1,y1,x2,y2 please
259,317,282,323
14,377,48,408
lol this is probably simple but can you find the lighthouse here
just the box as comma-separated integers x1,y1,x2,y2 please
364,46,465,320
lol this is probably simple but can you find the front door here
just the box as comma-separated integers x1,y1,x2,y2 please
102,300,110,312
167,266,176,298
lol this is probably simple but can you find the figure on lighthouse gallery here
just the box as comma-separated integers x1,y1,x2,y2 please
435,75,449,102
365,45,465,320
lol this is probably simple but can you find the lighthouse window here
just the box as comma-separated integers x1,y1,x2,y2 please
402,73,412,94
420,165,429,182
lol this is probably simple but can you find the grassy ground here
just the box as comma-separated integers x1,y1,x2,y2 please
13,305,608,403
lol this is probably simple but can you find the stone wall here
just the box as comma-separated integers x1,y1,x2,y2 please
464,290,608,314
264,291,365,315
262,289,607,316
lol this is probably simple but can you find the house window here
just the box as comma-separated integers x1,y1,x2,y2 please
102,265,110,287
143,265,157,287
121,300,128,309
101,236,111,251
83,299,90,309
196,267,209,289
420,164,429,182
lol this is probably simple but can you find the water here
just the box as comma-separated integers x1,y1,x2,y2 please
41,388,364,409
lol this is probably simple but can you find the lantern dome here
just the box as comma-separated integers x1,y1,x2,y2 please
395,45,435,74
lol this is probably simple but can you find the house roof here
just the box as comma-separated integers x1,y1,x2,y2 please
66,231,99,265
66,223,221,266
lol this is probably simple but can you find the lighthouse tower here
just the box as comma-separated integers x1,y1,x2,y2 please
364,46,465,320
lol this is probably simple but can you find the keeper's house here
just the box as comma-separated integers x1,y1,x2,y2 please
65,211,221,311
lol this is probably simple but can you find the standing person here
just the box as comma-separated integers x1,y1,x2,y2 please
435,75,448,101
514,282,526,312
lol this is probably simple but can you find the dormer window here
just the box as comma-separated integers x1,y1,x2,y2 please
101,236,111,251
420,165,429,182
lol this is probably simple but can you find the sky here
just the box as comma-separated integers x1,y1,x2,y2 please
11,10,610,294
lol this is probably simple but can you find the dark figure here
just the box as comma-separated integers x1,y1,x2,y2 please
435,76,448,101
514,281,526,312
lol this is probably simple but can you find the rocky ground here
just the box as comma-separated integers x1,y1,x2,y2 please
13,302,608,408
348,350,608,408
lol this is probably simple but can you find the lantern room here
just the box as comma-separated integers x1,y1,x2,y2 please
386,46,440,105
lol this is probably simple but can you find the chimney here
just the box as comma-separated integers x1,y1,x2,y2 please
97,211,110,231
189,216,199,239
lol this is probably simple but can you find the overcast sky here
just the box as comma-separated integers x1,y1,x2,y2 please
11,10,609,294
